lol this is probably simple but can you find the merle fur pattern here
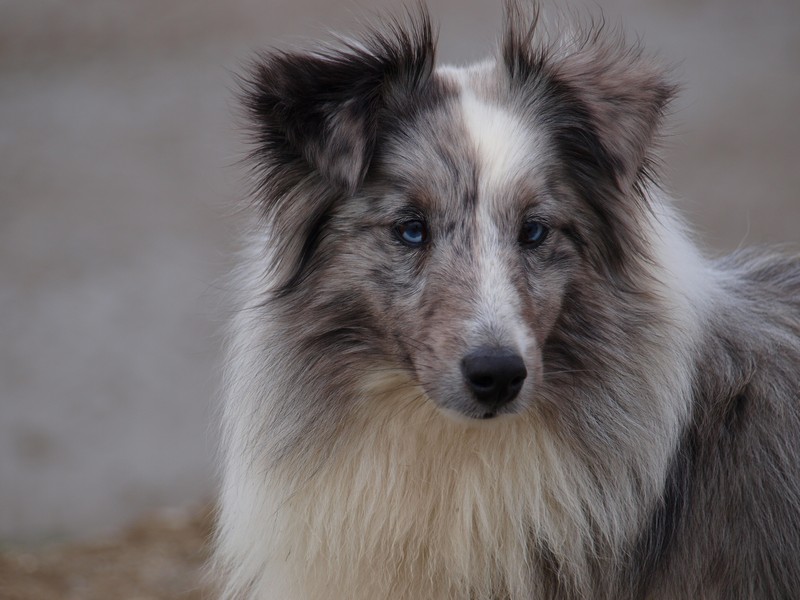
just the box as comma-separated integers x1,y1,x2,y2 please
214,3,800,599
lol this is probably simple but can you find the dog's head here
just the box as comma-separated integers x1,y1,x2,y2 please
242,4,674,421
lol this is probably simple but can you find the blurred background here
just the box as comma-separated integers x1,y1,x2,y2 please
1,0,798,598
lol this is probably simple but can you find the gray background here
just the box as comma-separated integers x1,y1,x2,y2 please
1,0,798,542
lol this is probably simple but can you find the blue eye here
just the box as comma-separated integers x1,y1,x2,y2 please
396,220,428,247
519,220,549,248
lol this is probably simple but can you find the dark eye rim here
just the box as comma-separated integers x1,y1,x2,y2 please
518,219,550,249
395,219,429,248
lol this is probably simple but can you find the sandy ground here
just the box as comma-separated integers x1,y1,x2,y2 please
0,506,213,600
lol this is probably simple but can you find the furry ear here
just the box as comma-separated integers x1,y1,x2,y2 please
243,11,436,193
502,2,675,190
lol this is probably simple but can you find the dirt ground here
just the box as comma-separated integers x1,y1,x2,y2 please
0,506,213,600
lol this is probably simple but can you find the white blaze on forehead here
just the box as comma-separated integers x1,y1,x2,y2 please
456,87,542,352
459,91,539,189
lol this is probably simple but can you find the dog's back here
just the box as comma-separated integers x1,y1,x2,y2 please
214,5,800,599
639,251,800,599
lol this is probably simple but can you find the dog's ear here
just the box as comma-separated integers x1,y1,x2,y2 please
243,11,436,193
502,2,675,190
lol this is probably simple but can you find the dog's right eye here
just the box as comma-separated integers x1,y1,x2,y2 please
395,220,429,247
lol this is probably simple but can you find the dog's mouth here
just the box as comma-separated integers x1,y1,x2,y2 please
435,401,525,425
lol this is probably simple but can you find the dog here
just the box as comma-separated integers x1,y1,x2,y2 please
213,3,800,598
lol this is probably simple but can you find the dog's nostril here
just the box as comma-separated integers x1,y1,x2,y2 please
471,375,494,389
461,348,527,409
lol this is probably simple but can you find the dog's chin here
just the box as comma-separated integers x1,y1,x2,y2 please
436,404,524,427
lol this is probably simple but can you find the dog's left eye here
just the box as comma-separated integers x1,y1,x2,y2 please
519,220,549,248
395,220,429,247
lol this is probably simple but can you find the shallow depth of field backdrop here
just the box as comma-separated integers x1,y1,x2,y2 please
1,0,798,597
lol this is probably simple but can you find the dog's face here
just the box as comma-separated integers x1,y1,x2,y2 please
333,91,578,419
244,7,673,420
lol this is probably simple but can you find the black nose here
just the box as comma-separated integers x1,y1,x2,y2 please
461,348,527,409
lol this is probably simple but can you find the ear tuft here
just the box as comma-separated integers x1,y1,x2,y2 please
241,8,436,194
501,1,676,189
501,0,545,81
